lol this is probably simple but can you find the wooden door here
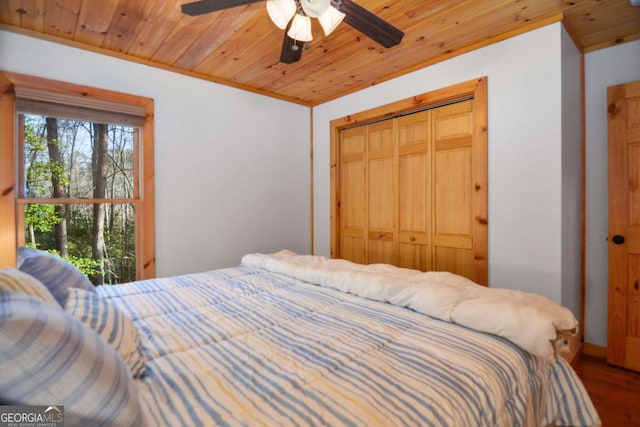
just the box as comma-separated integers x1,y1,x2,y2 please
367,120,396,265
397,111,431,270
339,126,366,264
608,80,640,372
432,100,475,279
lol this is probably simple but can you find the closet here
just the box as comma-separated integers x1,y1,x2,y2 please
331,79,488,285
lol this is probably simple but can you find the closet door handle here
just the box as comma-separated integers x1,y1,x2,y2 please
410,236,416,242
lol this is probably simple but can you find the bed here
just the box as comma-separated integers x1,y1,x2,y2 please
0,249,600,426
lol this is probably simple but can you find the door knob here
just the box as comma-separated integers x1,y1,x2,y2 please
612,235,625,245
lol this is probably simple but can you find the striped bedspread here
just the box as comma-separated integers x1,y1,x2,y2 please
97,265,600,426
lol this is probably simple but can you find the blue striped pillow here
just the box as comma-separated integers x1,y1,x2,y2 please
0,268,58,305
65,288,146,378
17,247,96,307
0,290,147,427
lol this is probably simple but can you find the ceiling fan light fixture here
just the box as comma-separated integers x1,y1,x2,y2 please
288,13,313,42
300,0,330,18
318,5,345,36
266,0,297,30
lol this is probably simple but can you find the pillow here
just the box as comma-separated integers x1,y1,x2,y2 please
65,288,146,378
0,290,147,427
0,268,57,305
17,246,96,307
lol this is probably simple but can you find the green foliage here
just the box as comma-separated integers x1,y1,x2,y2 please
24,204,61,232
63,254,101,279
23,118,45,151
48,159,70,186
22,115,138,285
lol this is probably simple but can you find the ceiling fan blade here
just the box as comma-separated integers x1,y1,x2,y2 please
280,33,304,64
181,0,263,16
340,0,404,48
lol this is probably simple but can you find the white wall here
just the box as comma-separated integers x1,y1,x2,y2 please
0,30,311,277
314,23,577,306
560,26,583,318
584,39,640,346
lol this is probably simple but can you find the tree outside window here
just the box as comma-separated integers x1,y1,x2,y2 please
21,115,138,284
0,71,155,284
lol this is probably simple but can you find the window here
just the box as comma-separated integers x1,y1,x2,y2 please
0,72,155,283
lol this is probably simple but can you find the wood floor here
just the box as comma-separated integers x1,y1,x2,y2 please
573,354,640,426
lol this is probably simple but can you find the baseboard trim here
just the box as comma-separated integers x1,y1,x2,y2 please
583,342,607,359
562,333,582,366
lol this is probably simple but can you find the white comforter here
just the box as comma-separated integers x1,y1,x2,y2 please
241,250,577,361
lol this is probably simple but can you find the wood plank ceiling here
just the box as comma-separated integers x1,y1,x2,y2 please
1,0,639,106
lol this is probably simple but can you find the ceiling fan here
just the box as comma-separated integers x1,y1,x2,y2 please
181,0,404,64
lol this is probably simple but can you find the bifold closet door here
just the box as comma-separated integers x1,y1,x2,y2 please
397,111,431,271
339,126,366,264
367,120,395,265
432,100,474,278
337,99,477,280
333,78,487,283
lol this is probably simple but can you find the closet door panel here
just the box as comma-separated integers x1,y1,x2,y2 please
398,154,428,237
434,148,472,238
435,247,473,279
368,120,394,151
367,121,395,265
432,100,474,279
398,243,430,271
369,238,395,265
341,235,365,265
368,156,394,230
397,111,430,270
339,127,366,264
434,101,472,139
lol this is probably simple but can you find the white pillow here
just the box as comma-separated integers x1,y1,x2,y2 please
65,288,146,379
0,268,57,305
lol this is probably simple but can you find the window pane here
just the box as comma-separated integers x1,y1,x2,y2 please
22,114,137,200
23,203,137,286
